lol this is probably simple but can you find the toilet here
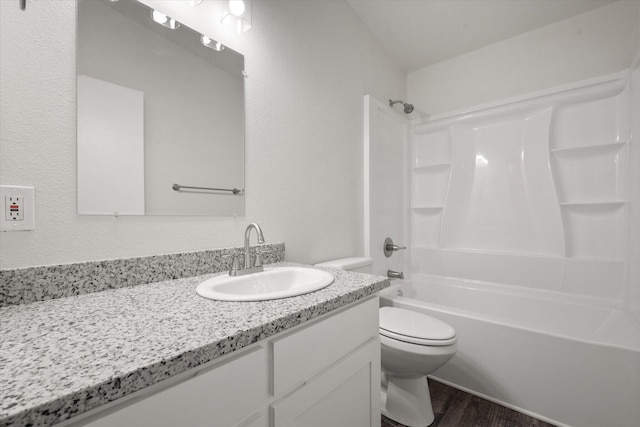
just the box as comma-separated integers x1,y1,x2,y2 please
314,257,457,427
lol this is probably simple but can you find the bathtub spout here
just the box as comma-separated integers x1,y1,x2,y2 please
388,270,404,279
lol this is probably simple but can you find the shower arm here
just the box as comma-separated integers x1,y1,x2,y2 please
388,99,414,114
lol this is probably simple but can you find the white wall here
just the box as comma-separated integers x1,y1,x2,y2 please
408,1,640,116
0,0,406,269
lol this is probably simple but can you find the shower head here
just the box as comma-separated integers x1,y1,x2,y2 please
403,103,414,114
389,99,414,114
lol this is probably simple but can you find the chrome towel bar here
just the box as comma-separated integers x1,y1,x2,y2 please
172,184,244,195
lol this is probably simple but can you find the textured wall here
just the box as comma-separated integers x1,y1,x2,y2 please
0,0,406,269
408,1,640,116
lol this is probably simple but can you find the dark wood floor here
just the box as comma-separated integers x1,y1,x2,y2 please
381,379,557,427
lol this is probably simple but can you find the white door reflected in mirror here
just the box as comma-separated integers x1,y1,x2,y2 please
77,0,245,217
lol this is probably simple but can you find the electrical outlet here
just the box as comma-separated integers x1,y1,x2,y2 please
0,185,35,232
6,195,24,221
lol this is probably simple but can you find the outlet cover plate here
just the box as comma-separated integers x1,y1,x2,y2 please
0,185,35,231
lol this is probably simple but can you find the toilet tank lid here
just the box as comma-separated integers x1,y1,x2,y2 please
314,257,373,270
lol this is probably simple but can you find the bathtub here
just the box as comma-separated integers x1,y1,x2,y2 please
379,275,640,427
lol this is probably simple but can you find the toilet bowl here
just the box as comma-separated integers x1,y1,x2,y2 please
379,306,457,427
314,258,457,426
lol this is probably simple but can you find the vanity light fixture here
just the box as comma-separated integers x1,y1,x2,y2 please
200,35,225,52
151,10,180,30
221,0,252,33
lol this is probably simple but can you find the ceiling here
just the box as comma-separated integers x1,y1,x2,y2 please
346,0,618,72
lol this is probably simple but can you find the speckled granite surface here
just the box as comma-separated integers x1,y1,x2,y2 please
0,243,285,307
0,262,388,426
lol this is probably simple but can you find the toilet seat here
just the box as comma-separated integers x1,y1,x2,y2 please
379,307,456,346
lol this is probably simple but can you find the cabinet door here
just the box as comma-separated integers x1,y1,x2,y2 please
271,296,379,395
270,339,380,427
81,346,268,427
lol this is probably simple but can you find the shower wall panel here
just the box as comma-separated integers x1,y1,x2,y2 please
364,96,408,277
629,55,640,314
410,72,631,301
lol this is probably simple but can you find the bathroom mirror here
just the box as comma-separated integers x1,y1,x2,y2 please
77,0,245,216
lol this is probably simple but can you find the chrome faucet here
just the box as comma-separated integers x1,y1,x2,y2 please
244,223,265,269
229,223,266,276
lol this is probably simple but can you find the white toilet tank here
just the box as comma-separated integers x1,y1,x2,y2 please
314,257,373,274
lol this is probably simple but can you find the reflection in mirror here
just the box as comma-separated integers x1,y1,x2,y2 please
77,0,245,216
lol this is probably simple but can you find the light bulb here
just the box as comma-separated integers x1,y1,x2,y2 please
229,0,245,16
151,10,180,29
152,10,168,24
221,0,251,33
200,35,225,51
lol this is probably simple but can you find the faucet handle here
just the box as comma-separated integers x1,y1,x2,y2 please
254,248,269,268
223,251,241,273
384,237,406,258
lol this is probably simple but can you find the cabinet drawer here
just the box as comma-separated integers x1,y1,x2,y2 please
82,346,268,427
271,297,379,395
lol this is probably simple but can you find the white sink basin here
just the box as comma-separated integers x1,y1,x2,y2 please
196,267,335,302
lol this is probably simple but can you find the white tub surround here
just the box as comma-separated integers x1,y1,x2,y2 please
368,71,634,300
408,71,631,302
0,262,389,426
366,69,637,301
381,279,640,427
629,53,640,322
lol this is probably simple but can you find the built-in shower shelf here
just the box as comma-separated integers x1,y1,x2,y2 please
550,141,627,155
412,162,451,171
412,206,444,212
565,256,625,263
560,201,626,209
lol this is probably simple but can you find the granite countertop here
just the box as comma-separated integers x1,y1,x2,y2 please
0,262,389,427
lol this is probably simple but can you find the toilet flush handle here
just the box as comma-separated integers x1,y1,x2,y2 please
384,237,406,258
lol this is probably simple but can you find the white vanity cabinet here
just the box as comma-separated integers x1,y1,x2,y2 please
63,296,380,427
270,340,379,427
71,345,270,427
269,296,380,427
